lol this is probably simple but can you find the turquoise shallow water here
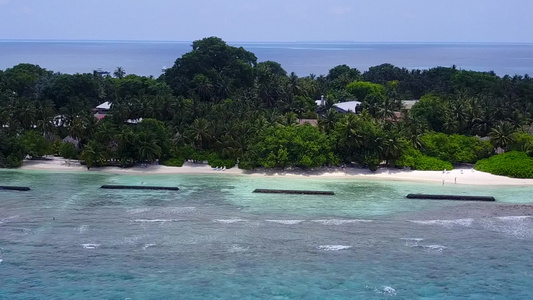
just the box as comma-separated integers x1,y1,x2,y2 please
1,170,532,299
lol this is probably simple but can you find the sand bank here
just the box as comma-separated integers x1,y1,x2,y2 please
18,157,533,186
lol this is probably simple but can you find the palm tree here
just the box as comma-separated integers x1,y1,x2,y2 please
80,141,105,169
138,135,162,163
318,108,338,134
188,118,211,149
489,121,516,151
381,134,403,166
114,67,125,79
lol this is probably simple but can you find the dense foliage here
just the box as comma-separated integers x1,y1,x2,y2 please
475,151,533,178
396,146,454,171
1,36,533,174
420,133,493,164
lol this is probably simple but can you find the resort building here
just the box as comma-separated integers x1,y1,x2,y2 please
315,95,362,115
93,101,142,125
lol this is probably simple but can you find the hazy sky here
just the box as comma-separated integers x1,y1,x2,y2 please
1,0,532,42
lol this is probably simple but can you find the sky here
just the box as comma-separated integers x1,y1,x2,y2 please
1,0,532,43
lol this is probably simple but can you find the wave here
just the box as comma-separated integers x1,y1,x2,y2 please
374,285,396,296
213,219,246,224
82,243,100,249
228,245,249,253
265,220,304,225
317,245,352,251
312,219,373,225
401,238,424,247
400,238,424,242
495,216,531,221
422,244,447,252
142,243,156,250
0,215,20,224
408,218,473,228
133,219,182,223
127,208,151,214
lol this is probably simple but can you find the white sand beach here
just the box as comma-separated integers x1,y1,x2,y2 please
18,157,533,186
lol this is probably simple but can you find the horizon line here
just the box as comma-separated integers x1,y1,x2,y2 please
1,39,533,45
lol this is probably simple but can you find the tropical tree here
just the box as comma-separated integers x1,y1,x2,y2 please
114,67,126,79
489,121,516,151
80,141,105,169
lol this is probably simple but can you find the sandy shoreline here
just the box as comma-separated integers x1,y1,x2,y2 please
14,157,533,186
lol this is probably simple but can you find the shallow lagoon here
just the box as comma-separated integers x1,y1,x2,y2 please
1,170,532,299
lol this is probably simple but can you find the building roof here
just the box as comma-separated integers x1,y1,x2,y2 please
401,100,419,110
333,101,361,113
96,101,112,110
316,99,362,113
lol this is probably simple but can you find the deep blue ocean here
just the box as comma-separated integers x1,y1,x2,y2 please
1,170,533,299
1,41,533,77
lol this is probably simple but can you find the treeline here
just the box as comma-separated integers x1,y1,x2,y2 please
1,37,533,176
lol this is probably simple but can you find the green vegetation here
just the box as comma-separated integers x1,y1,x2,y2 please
475,152,533,178
420,133,492,164
397,146,454,171
1,37,533,174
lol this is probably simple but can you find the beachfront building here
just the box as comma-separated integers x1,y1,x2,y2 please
392,99,420,120
93,101,143,125
95,101,111,114
94,101,111,121
315,95,362,116
401,99,419,110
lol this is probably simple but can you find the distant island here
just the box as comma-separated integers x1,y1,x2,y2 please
1,37,532,178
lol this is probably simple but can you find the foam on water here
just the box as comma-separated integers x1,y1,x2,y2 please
133,219,181,223
228,245,249,253
0,259,3,264
312,219,373,225
374,285,397,296
142,244,156,250
265,220,305,225
317,245,352,251
408,218,474,228
127,208,151,214
213,218,246,224
421,245,447,252
496,216,531,221
400,238,424,242
77,225,88,234
401,238,424,247
480,216,533,239
0,215,19,224
82,244,100,249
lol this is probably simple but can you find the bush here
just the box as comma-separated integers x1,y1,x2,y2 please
509,133,533,155
0,134,25,168
413,155,454,171
58,142,78,159
5,154,23,168
164,157,185,167
397,146,453,171
237,159,256,170
475,151,533,178
20,131,51,157
207,153,236,169
420,133,492,164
